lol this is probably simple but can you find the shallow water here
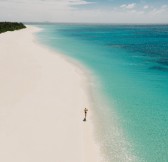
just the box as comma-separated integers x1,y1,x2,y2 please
35,24,168,162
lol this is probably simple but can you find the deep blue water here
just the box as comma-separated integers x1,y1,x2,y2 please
35,24,168,162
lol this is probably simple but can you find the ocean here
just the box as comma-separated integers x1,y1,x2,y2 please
35,24,168,162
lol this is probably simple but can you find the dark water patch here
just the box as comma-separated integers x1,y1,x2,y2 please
157,58,168,66
149,66,168,72
107,43,168,68
108,43,168,56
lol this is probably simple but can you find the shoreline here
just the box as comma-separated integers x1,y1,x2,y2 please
34,25,136,162
0,26,102,162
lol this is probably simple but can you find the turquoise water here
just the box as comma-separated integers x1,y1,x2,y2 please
35,24,168,162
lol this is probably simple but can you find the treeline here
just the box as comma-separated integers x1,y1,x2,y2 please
0,22,26,34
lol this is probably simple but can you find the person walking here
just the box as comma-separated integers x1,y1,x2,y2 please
84,108,88,121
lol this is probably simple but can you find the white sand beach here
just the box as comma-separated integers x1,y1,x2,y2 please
0,26,101,162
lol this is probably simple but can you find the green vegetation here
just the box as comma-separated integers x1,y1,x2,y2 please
0,22,26,34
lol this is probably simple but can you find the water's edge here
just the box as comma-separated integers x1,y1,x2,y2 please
33,25,136,162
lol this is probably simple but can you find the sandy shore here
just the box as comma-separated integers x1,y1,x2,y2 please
0,26,101,162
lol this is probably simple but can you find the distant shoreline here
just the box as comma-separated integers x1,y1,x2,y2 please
25,22,168,26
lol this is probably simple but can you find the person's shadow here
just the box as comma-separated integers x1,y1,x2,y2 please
83,118,86,122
